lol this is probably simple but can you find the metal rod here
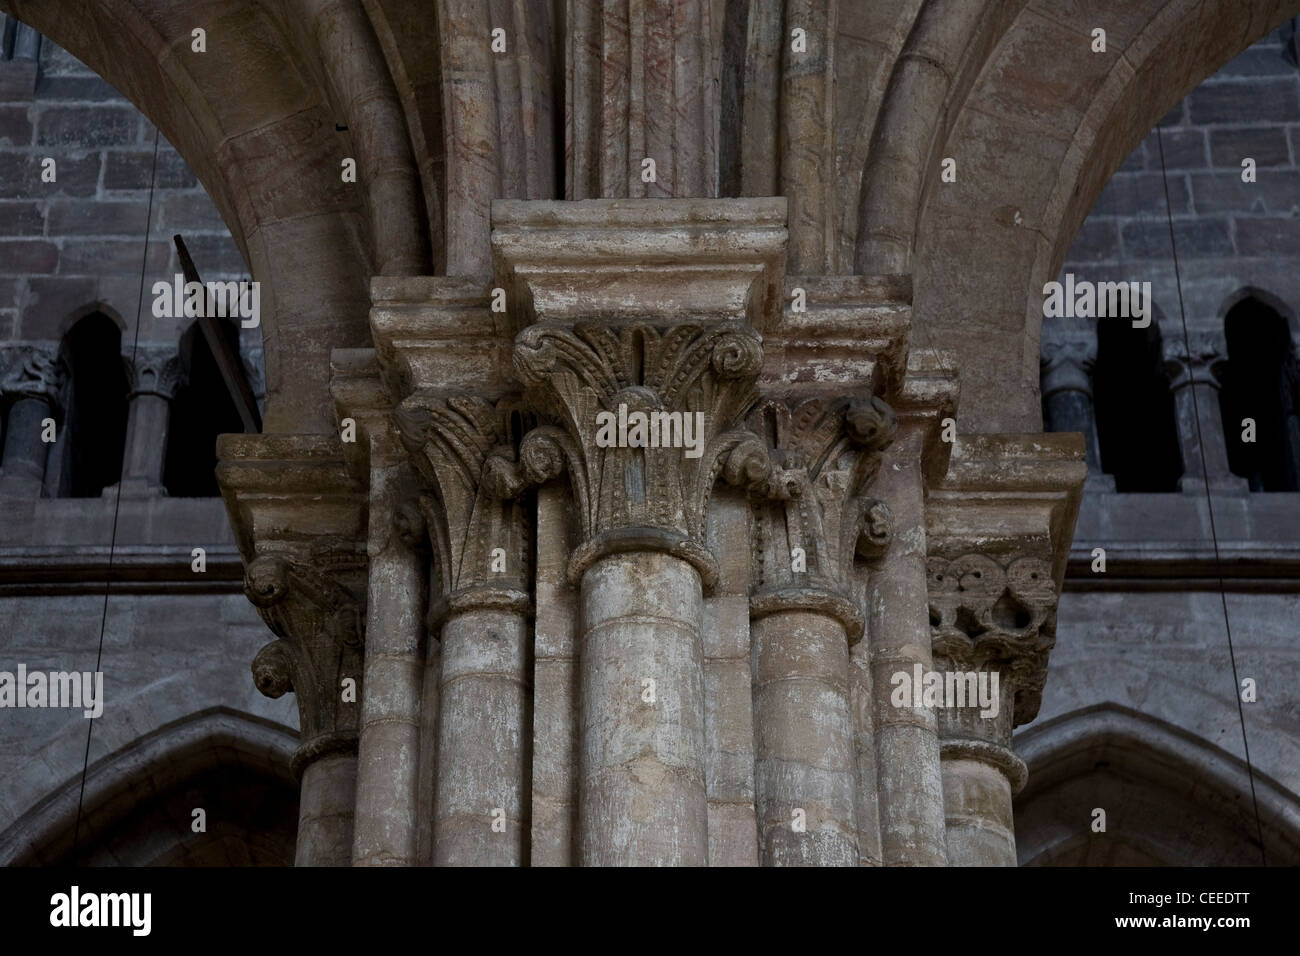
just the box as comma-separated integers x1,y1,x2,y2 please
173,234,262,433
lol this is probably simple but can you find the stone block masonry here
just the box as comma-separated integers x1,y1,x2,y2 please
1060,27,1300,328
0,35,250,346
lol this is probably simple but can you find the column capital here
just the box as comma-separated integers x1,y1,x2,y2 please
927,552,1057,730
1162,331,1228,391
925,433,1086,730
510,319,774,590
0,344,64,406
745,393,898,643
1040,326,1097,399
245,550,367,777
391,392,533,628
122,346,186,399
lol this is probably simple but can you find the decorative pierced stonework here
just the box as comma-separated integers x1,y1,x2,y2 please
511,320,774,588
391,392,533,627
245,552,366,775
745,394,897,643
927,553,1057,725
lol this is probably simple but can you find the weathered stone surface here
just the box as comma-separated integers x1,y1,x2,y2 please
9,0,1296,874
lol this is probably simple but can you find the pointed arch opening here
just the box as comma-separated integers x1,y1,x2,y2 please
1092,318,1183,493
53,311,129,498
1220,293,1300,492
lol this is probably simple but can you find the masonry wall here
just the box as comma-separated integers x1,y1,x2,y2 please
1060,25,1300,327
0,34,249,342
1022,25,1300,865
0,25,290,863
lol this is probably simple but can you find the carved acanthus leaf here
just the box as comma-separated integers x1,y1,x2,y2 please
392,393,532,598
746,395,897,610
511,321,772,582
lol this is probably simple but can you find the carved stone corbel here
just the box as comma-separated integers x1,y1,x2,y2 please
245,551,366,777
927,552,1057,732
923,432,1086,866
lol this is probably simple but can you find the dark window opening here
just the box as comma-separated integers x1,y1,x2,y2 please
1220,298,1300,492
58,313,128,498
163,322,244,497
1093,318,1183,493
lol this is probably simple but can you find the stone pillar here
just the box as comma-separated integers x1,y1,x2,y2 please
329,352,428,867
1162,333,1249,494
114,348,184,497
867,424,948,865
780,0,837,273
1040,327,1106,485
745,395,896,865
566,0,722,198
394,395,533,866
928,553,1057,866
925,433,1085,867
350,480,425,866
580,548,708,866
0,347,62,497
507,320,773,866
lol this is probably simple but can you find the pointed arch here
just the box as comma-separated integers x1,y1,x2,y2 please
0,707,298,866
1014,704,1300,865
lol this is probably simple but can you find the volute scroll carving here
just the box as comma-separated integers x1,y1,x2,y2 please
744,393,898,643
392,392,535,629
510,320,775,589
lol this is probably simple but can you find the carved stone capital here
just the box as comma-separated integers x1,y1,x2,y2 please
1162,332,1227,391
744,394,897,643
392,392,533,626
246,552,366,775
1039,327,1097,399
927,553,1057,727
0,345,64,406
512,320,773,588
123,346,186,399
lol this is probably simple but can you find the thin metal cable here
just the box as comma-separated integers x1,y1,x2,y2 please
71,124,162,855
1155,124,1267,864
